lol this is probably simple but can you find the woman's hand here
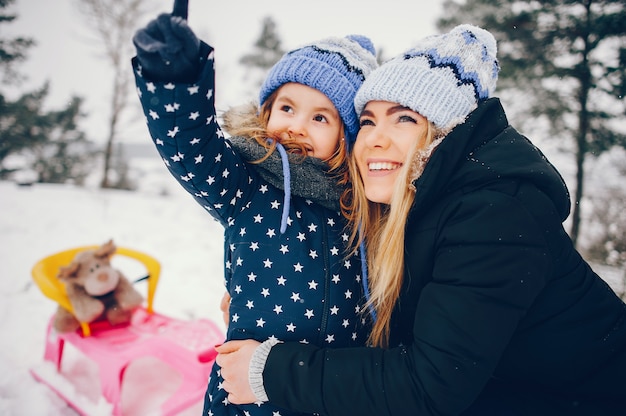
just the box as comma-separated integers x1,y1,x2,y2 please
215,340,262,404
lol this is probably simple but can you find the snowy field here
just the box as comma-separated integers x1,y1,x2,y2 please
0,153,623,415
0,168,227,415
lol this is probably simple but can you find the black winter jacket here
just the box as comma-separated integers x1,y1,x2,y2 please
262,98,626,416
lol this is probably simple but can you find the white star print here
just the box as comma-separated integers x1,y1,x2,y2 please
273,305,283,314
293,263,303,272
277,276,286,285
286,323,296,332
330,246,339,256
330,305,339,315
187,85,199,95
263,259,273,268
250,242,259,251
148,110,159,120
194,154,203,164
308,223,318,232
270,200,280,209
261,288,270,297
167,127,180,138
256,318,265,327
246,300,254,309
248,272,257,281
189,111,199,120
253,214,263,223
345,290,353,299
190,137,201,145
146,82,156,93
325,334,335,343
304,309,314,319
297,233,306,242
266,228,276,238
290,292,301,302
308,280,318,290
309,250,318,259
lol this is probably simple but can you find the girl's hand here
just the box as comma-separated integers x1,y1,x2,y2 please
215,340,262,404
220,292,231,327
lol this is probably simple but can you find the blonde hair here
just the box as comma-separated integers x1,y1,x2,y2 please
342,121,444,347
222,89,348,176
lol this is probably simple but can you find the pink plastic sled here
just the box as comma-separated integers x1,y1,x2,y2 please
29,245,224,415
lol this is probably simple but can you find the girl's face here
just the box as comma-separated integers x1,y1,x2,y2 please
353,101,429,204
266,83,342,160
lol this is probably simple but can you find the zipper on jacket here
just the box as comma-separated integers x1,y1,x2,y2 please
318,218,331,343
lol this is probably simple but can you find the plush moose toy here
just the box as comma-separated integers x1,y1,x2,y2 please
53,240,144,333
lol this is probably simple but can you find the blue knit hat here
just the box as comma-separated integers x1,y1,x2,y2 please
354,24,499,133
259,35,378,144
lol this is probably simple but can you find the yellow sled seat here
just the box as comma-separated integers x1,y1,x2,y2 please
31,245,160,336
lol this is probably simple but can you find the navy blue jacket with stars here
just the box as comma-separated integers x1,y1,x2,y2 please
132,42,370,415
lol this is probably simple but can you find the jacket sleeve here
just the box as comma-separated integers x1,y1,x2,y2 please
263,187,552,416
131,41,255,227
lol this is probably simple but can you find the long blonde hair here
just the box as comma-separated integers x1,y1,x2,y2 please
222,90,348,176
342,121,444,347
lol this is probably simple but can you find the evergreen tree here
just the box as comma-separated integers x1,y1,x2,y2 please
438,0,626,246
239,16,285,89
0,0,93,183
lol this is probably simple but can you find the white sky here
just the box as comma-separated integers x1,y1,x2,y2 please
6,0,444,144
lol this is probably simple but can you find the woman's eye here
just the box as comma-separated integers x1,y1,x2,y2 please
359,118,374,127
313,114,328,123
398,115,417,123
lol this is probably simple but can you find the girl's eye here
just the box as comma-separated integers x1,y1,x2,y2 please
280,105,294,114
313,114,328,123
398,115,417,123
359,118,374,127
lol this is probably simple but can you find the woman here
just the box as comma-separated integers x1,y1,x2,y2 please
216,24,626,416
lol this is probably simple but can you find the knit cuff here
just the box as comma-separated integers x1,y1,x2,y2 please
249,338,281,402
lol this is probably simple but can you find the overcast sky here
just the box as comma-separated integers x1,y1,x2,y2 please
6,0,444,143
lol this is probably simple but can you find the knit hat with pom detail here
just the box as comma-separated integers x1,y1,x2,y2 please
354,24,499,133
259,35,378,144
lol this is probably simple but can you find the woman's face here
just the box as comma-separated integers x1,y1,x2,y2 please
266,82,342,160
353,101,429,204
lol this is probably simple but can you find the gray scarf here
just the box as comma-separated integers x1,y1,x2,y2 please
228,136,344,212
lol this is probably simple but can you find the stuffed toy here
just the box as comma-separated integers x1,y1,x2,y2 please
53,240,144,333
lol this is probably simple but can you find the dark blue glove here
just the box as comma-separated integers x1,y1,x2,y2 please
132,13,200,82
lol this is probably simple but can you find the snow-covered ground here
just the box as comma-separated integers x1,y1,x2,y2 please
0,159,227,415
0,150,623,415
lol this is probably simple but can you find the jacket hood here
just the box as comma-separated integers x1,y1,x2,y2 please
411,98,571,221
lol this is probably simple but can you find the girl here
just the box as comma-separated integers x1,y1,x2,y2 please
131,8,379,416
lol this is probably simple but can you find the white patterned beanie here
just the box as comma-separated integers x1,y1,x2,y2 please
354,24,499,133
259,35,379,144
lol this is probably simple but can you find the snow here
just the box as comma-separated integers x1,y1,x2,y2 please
0,159,227,415
1,150,623,415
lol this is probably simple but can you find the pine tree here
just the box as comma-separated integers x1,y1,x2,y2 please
438,0,626,247
0,0,92,184
239,16,285,89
